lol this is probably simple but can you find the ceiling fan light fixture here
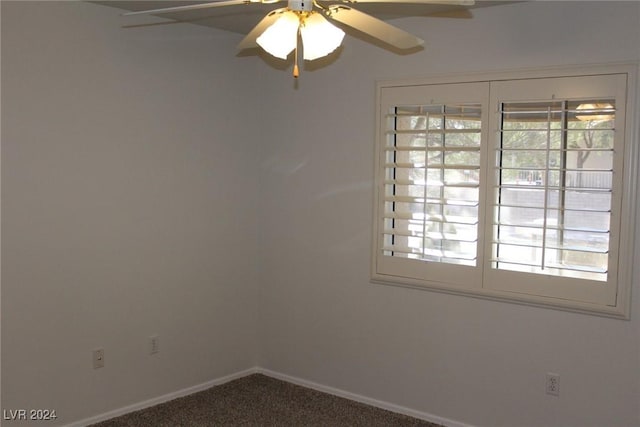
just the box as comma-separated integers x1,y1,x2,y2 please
126,0,457,77
300,13,345,60
256,11,299,59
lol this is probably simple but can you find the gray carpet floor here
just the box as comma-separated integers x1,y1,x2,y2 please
90,373,442,426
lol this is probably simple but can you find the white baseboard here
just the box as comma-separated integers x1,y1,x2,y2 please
256,368,475,427
66,366,474,427
65,367,259,427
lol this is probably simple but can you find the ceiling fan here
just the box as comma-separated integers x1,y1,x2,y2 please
123,0,474,77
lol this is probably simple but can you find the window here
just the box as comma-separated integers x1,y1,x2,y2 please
383,103,481,267
372,66,636,318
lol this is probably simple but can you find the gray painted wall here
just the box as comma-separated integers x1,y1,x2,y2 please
2,1,262,424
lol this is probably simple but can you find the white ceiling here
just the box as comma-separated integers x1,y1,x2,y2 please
94,1,515,35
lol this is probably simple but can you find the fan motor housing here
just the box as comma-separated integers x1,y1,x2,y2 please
288,0,313,11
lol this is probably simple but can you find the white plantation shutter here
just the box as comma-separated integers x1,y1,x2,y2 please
374,83,488,288
491,100,614,280
484,74,627,306
382,105,481,264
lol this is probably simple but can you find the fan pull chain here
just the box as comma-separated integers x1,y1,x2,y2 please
293,27,300,78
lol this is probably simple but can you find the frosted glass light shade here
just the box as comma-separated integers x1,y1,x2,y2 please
300,13,345,60
257,11,299,59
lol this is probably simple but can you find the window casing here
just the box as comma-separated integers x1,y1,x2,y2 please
372,66,636,318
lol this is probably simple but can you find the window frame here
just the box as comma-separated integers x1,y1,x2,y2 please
371,64,638,319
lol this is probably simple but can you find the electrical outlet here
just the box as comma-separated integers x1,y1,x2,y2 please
93,348,105,369
546,372,560,396
149,335,159,355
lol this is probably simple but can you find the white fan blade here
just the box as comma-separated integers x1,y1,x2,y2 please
237,8,287,50
346,0,474,4
122,0,249,16
328,6,424,50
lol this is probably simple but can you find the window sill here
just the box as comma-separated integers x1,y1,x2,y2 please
371,273,630,320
